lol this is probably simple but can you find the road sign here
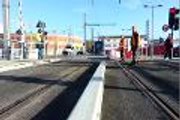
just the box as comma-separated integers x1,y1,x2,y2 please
162,24,169,32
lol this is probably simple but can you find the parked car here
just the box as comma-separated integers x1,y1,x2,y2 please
62,44,84,56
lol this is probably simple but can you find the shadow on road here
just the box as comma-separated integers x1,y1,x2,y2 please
31,62,99,120
0,75,74,86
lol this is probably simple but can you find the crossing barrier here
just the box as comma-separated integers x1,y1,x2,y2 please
68,61,106,120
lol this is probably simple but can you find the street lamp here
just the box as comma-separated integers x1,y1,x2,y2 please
144,4,163,59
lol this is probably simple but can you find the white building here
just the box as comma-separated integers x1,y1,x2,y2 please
98,35,146,59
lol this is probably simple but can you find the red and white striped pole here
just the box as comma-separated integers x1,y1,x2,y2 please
18,0,25,59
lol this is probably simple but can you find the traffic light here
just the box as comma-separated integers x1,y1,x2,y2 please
36,20,46,28
174,9,179,30
169,7,176,29
36,20,43,28
168,7,180,30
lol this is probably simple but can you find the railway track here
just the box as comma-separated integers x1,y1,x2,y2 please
159,60,179,70
0,66,83,119
118,62,179,120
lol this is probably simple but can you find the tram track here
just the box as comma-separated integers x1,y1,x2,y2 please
158,60,179,70
117,62,179,120
0,65,83,119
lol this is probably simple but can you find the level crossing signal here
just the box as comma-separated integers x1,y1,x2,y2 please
169,7,179,30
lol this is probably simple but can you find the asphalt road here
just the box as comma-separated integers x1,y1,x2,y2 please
0,61,98,120
101,60,170,120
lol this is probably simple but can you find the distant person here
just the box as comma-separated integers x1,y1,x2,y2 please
164,34,173,60
23,45,29,59
37,40,44,60
7,46,11,60
131,26,140,64
119,35,126,61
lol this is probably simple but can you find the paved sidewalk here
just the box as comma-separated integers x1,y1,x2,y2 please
0,58,62,73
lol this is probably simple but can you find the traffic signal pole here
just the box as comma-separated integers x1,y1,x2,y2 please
171,28,174,59
171,27,174,39
169,6,180,59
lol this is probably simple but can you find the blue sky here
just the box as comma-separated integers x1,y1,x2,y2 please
0,0,179,40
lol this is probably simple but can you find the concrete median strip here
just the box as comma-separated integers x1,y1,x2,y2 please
68,61,106,120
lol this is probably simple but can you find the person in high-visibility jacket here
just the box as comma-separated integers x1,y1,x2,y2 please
131,26,140,64
119,35,126,61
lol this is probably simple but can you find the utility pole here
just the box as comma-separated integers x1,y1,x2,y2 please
84,13,87,50
151,6,154,59
146,20,150,57
91,28,95,52
91,28,94,41
83,13,116,53
2,0,10,60
144,4,163,59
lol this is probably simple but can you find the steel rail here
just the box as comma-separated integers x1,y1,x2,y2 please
0,66,81,119
117,62,179,120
